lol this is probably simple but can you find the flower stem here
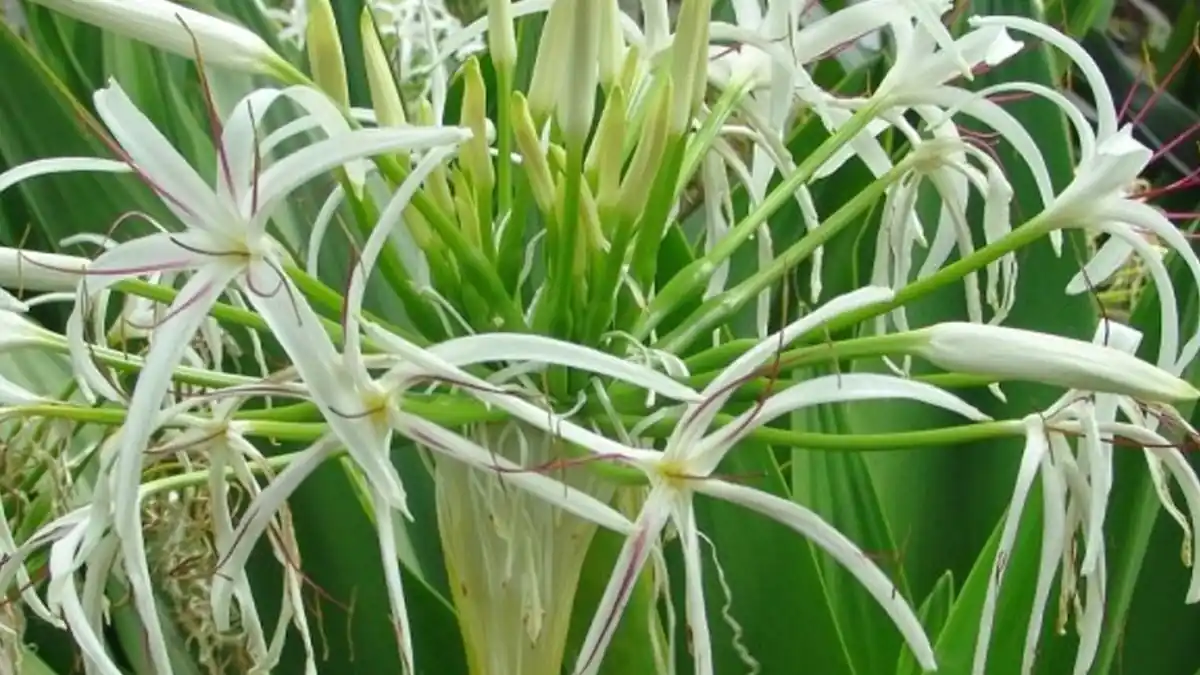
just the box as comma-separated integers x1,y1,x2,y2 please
631,102,883,342
654,159,909,353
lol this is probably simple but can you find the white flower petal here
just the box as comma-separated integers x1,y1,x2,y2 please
671,498,714,675
973,415,1048,675
1066,235,1135,294
674,286,895,453
573,488,672,675
697,478,936,671
362,322,662,466
239,263,409,509
369,485,416,675
970,16,1116,139
249,127,472,232
391,410,635,534
93,80,233,230
0,156,131,196
695,373,988,473
345,146,458,377
397,333,701,403
213,435,338,628
110,261,242,674
1023,449,1067,675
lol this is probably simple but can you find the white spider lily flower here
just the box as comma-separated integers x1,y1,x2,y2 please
976,320,1200,675
500,287,989,675
869,130,1017,352
913,322,1200,402
970,15,1200,372
209,153,702,674
0,79,471,675
26,0,295,80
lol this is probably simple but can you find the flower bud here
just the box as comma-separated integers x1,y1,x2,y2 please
461,58,495,195
0,247,86,292
306,0,348,107
511,94,557,216
526,0,572,124
668,0,712,134
914,322,1200,403
618,76,672,221
487,0,517,69
361,9,407,128
557,0,601,147
28,0,295,80
585,86,626,214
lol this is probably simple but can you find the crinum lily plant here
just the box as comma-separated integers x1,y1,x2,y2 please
0,0,1198,673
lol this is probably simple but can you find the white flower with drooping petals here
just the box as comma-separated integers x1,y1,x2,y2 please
975,320,1200,675
504,287,992,675
0,78,473,675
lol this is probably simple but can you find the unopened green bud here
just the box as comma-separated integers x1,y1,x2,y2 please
361,9,407,128
512,93,557,216
306,0,348,108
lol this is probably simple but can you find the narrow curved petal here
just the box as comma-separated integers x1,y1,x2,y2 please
0,156,131,195
344,147,459,377
391,410,635,534
249,127,472,231
370,485,416,675
696,478,936,671
110,260,242,674
46,525,122,675
384,332,701,403
238,262,409,509
573,488,673,675
362,321,662,466
970,16,1116,139
973,415,1048,675
1099,200,1200,372
218,85,357,206
1066,235,1134,295
674,286,895,453
212,435,338,627
1023,450,1067,675
1105,423,1200,601
694,373,989,473
671,498,714,675
93,81,233,229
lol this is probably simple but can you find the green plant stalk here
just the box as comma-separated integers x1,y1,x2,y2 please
654,159,910,353
674,81,749,196
815,211,1059,339
632,101,883,341
582,202,633,345
496,155,534,294
536,139,587,340
495,63,515,224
